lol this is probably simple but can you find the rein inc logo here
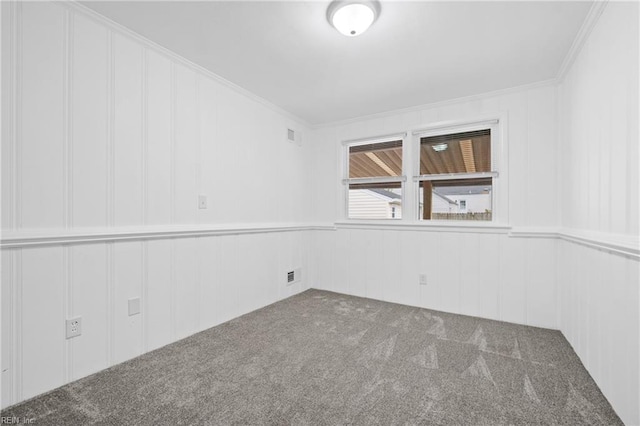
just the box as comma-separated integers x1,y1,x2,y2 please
1,417,35,424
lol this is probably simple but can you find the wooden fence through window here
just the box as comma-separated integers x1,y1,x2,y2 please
431,212,492,221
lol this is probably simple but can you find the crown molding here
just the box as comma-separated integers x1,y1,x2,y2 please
59,0,312,129
555,0,609,83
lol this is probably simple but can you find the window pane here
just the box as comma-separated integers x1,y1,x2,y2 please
419,178,492,221
420,129,491,175
349,140,402,178
348,183,402,219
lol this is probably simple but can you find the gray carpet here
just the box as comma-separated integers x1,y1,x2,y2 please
2,289,622,425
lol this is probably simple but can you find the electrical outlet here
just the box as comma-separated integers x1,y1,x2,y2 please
66,317,82,339
198,195,207,209
419,274,428,286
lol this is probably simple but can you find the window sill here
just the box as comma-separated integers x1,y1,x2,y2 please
334,220,511,234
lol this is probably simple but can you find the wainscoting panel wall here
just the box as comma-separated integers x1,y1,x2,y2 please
1,1,312,409
113,33,144,228
558,2,639,238
146,49,173,226
71,243,109,381
308,81,561,328
556,3,639,424
71,12,109,228
1,231,310,408
18,2,66,230
558,241,638,426
311,228,558,329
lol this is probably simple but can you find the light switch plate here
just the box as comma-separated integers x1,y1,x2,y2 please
128,298,141,316
419,274,428,285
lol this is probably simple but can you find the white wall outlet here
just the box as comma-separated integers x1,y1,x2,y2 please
419,274,428,286
198,195,207,209
66,317,82,339
128,298,141,316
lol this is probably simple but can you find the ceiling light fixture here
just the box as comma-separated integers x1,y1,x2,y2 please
432,143,448,152
327,0,381,37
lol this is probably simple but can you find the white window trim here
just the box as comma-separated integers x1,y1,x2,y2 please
340,114,509,226
342,134,407,221
410,115,508,225
341,132,407,146
342,176,407,186
412,171,498,182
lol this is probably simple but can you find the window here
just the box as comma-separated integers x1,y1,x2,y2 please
344,138,404,219
342,118,503,223
416,127,497,221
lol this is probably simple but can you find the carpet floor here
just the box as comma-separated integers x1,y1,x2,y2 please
2,289,622,425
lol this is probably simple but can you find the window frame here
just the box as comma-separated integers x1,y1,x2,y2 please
339,115,508,226
411,117,506,224
342,133,407,221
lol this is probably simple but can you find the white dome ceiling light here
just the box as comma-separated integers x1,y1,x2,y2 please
327,0,381,37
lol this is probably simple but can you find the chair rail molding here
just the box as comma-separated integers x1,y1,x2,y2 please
0,224,333,249
510,227,639,259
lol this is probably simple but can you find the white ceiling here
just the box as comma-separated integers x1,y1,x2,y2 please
82,1,593,125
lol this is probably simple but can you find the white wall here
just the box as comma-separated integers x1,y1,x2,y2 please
1,2,311,408
311,227,558,328
557,2,639,425
309,84,560,327
310,83,558,228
